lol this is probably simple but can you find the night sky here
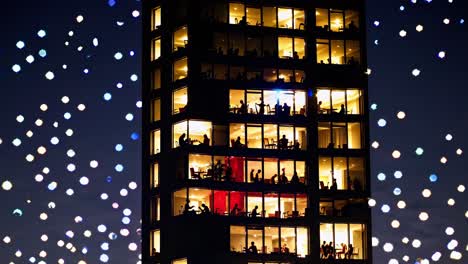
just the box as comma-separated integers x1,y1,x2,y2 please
0,0,467,263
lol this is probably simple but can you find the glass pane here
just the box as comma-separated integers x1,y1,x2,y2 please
297,227,308,257
350,224,366,259
319,157,332,190
173,189,186,215
230,226,246,252
330,11,344,32
173,87,188,114
230,192,246,216
227,156,245,182
280,194,294,218
230,32,245,56
346,40,360,64
173,120,188,148
296,161,306,184
229,3,245,24
320,223,334,258
188,188,211,214
213,32,227,55
173,57,188,81
264,193,279,217
152,99,161,121
278,126,293,150
345,10,360,32
315,9,329,30
295,127,307,150
246,125,262,149
278,8,293,29
316,39,330,64
213,190,228,215
318,122,331,148
262,7,276,27
152,7,162,29
294,10,305,30
213,125,228,147
331,90,346,114
263,35,276,57
246,7,261,26
346,90,362,115
152,230,160,254
151,130,161,154
265,226,280,253
331,40,345,64
278,37,293,58
172,258,187,264
188,120,212,146
279,160,294,184
213,64,227,80
335,224,349,259
348,122,362,149
247,228,263,253
188,154,211,180
295,91,307,114
264,158,278,184
296,194,307,217
173,26,188,51
294,38,305,59
246,35,261,57
151,162,159,188
263,91,276,115
333,122,347,149
247,159,262,183
230,123,245,148
263,68,277,82
152,38,161,60
349,157,365,191
152,68,161,89
334,157,348,190
281,227,296,253
247,192,262,217
317,89,331,114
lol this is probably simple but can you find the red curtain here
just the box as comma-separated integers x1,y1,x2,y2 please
226,156,244,182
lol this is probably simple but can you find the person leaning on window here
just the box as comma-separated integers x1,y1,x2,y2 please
179,133,188,147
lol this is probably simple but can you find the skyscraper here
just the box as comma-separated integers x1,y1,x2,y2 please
142,0,371,263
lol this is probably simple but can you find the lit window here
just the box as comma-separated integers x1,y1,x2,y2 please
150,196,160,222
172,120,212,148
230,226,246,252
173,26,188,51
320,223,367,259
330,10,345,32
317,122,362,150
152,68,161,90
229,3,245,24
150,130,161,155
151,98,161,122
316,8,329,30
278,8,293,29
173,189,187,215
173,87,188,114
317,88,363,115
316,39,330,64
188,154,211,180
246,7,261,26
316,8,360,33
152,38,161,60
294,9,305,30
346,40,360,64
150,230,160,255
262,7,277,27
173,57,188,81
278,37,305,59
152,7,161,30
172,258,187,264
151,162,159,188
331,40,345,64
319,156,366,191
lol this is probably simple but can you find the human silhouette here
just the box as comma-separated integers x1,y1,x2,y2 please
230,203,240,216
248,241,258,253
179,133,188,147
251,205,259,217
202,134,210,145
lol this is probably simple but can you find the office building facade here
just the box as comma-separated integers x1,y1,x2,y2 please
142,0,371,263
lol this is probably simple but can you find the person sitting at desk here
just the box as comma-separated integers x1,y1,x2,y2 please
251,205,259,217
293,140,300,150
199,203,210,215
183,199,195,215
239,100,247,114
202,134,210,146
238,16,247,26
179,133,188,147
291,170,300,184
278,135,289,150
345,244,354,259
270,174,278,184
281,243,290,254
233,136,245,148
282,103,291,117
317,101,323,114
230,203,240,216
248,241,258,254
254,169,261,182
339,104,346,115
330,178,338,191
280,168,288,184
